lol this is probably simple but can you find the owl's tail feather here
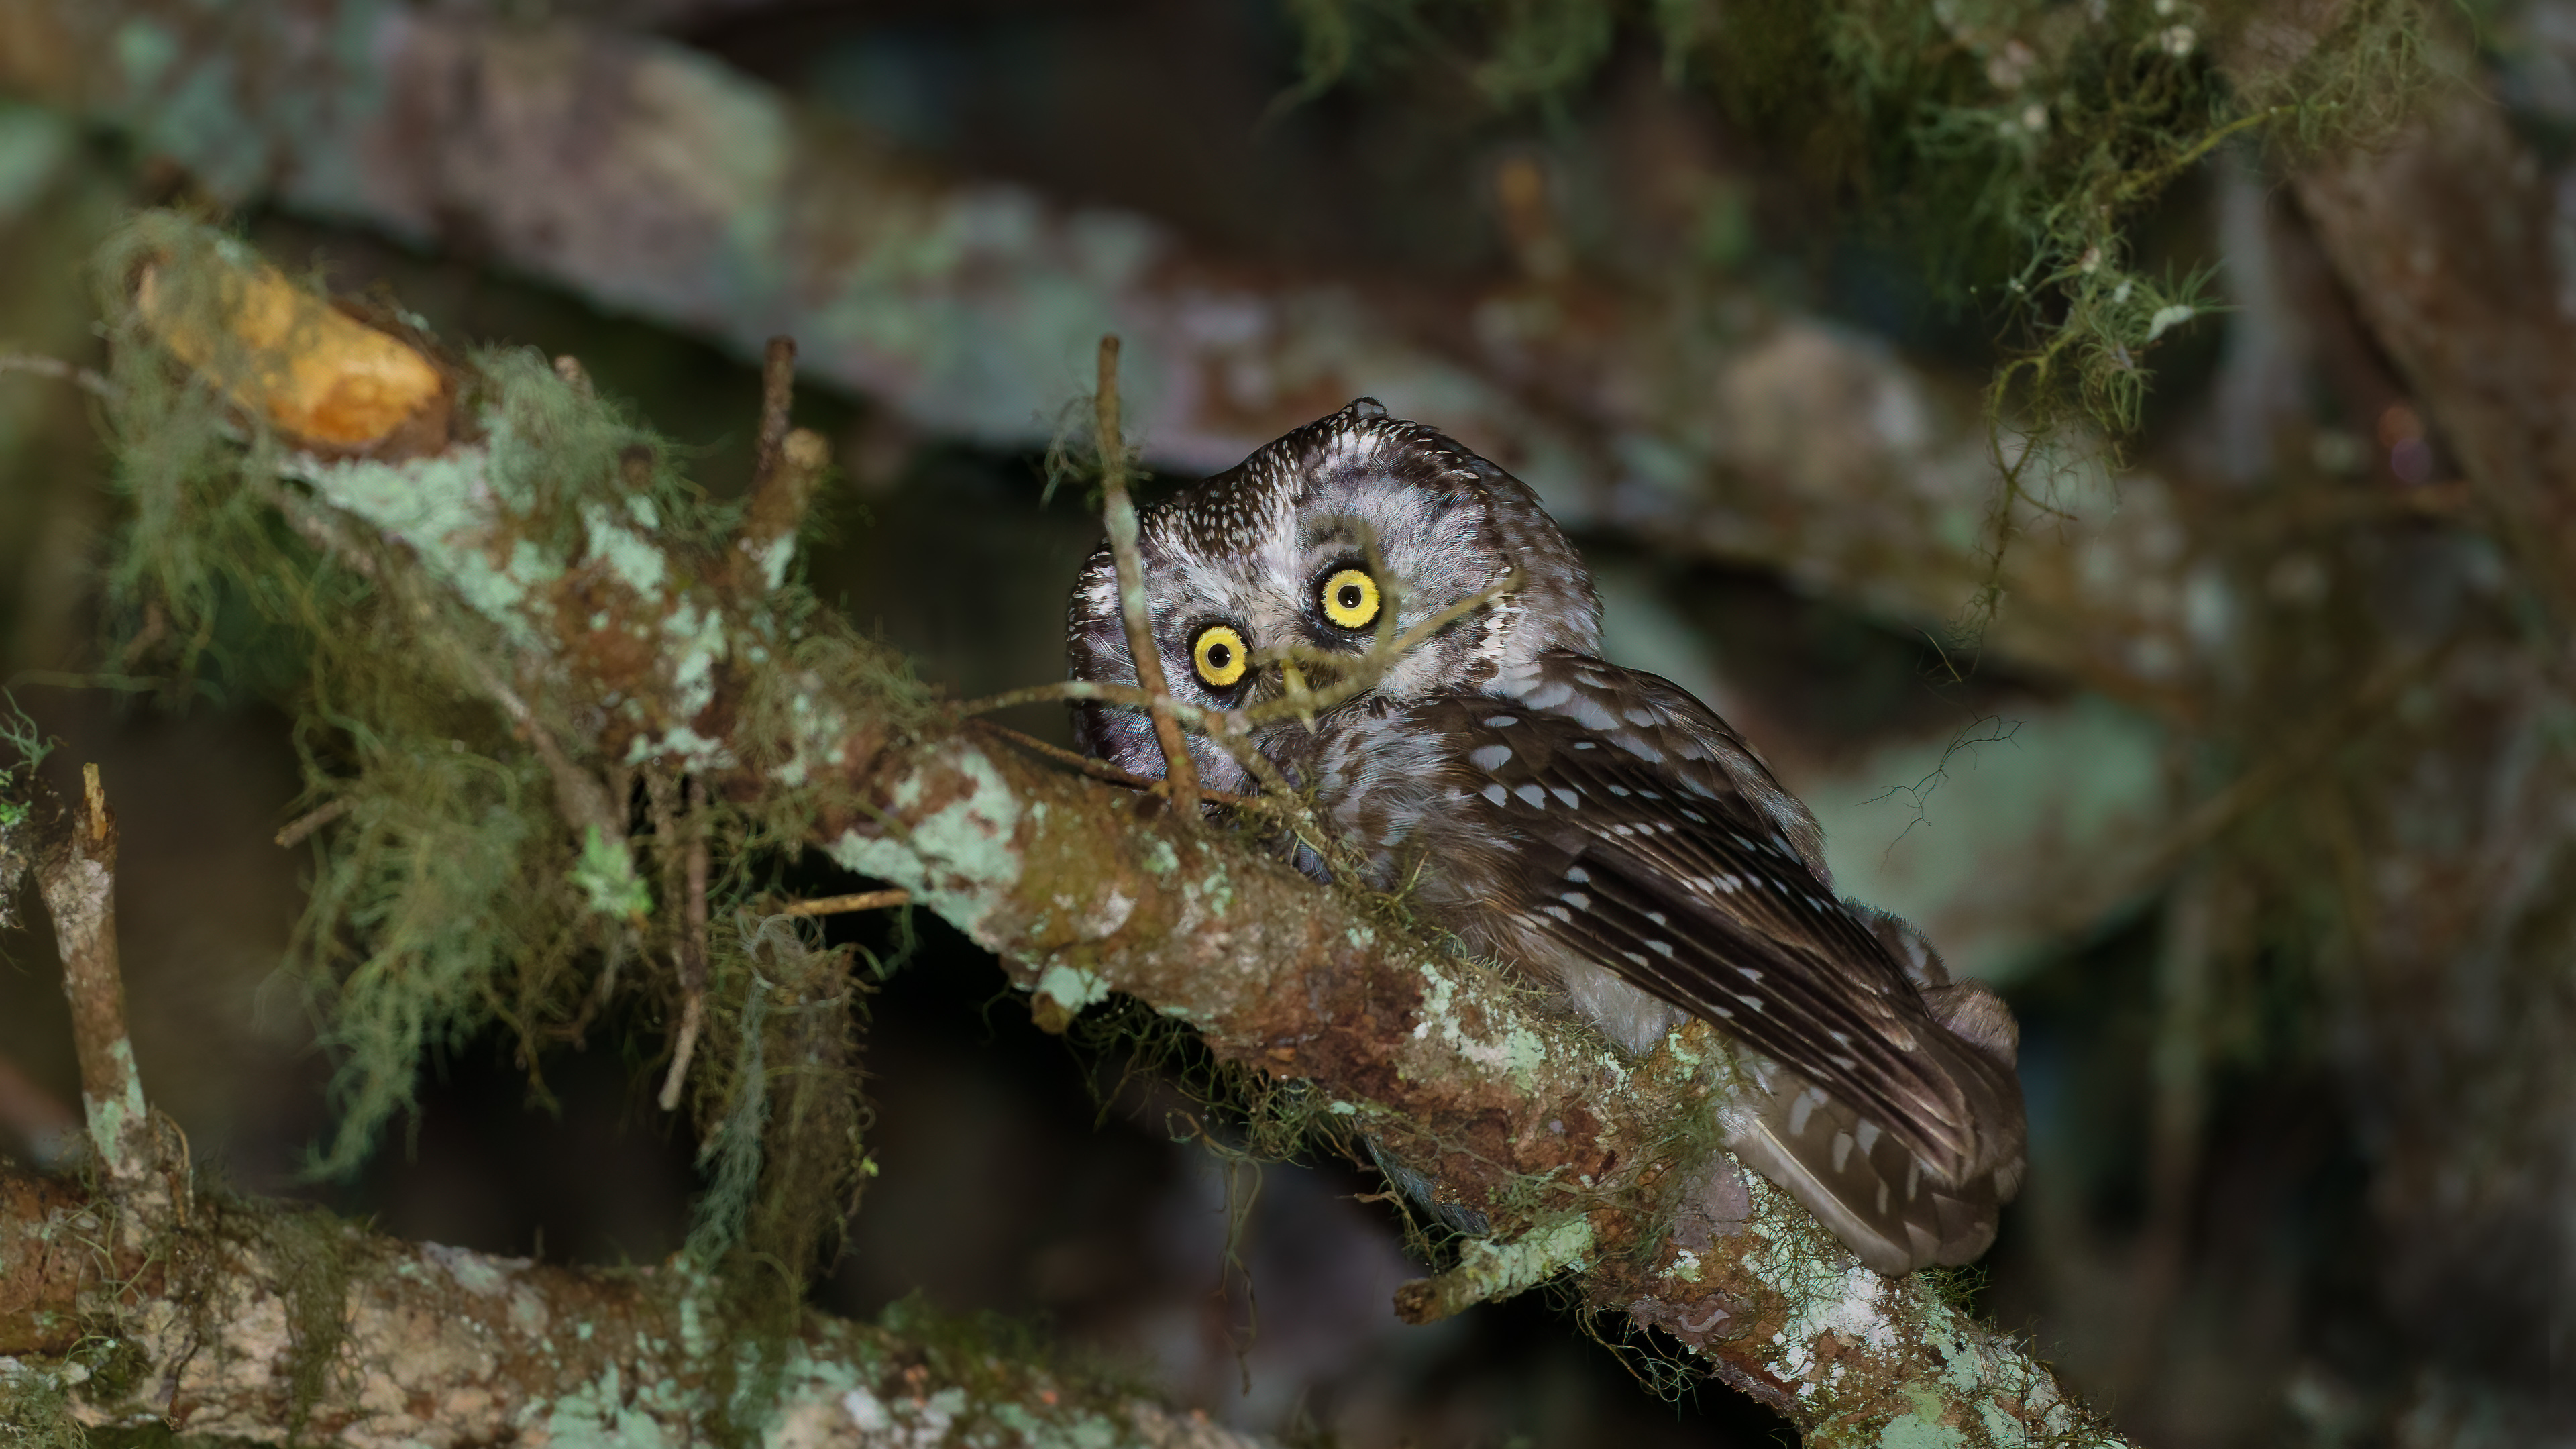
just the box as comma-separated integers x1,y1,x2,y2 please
1721,1060,2013,1275
1719,965,2027,1276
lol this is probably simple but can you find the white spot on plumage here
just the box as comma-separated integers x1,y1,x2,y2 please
1565,865,1590,883
1550,787,1580,807
1481,784,1509,806
1647,940,1674,957
1833,1132,1855,1172
1562,890,1591,910
1514,784,1548,808
1469,744,1513,771
1483,714,1519,728
1564,696,1619,731
1539,904,1572,923
1607,784,1632,797
1788,1089,1819,1137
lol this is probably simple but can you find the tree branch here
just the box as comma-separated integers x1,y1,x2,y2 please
104,214,2129,1447
0,1163,1263,1448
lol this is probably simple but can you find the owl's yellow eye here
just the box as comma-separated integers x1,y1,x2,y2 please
1191,624,1249,688
1320,568,1381,629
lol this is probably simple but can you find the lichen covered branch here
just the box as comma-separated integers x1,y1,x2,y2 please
0,1166,1258,1449
90,213,2127,1446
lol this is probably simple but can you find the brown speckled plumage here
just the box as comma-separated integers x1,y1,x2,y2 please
1065,400,2025,1274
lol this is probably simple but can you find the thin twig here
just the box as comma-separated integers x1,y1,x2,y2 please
730,337,829,596
658,776,712,1112
964,719,1254,806
752,335,797,490
0,352,116,400
778,889,912,918
1093,335,1201,820
37,763,150,1184
273,798,351,849
658,996,703,1114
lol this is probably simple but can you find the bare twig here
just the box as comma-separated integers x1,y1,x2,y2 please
964,718,1254,806
272,798,350,848
36,763,148,1183
0,350,115,399
658,776,712,1112
731,337,829,593
777,888,912,918
1093,335,1201,820
752,335,797,488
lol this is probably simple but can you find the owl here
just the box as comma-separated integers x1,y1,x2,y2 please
1064,400,2025,1275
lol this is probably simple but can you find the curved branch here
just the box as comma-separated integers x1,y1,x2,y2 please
103,226,2134,1447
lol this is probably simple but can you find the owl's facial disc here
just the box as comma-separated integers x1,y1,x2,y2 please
1067,401,1603,794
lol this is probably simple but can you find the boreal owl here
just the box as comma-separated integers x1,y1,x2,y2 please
1064,400,2025,1275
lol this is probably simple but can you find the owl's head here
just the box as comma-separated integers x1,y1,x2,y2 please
1065,400,1601,794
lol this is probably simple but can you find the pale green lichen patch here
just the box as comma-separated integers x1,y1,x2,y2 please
663,600,731,721
572,826,652,918
1035,963,1110,1016
1408,969,1552,1081
828,746,1026,934
1434,1213,1594,1312
1141,839,1179,877
626,724,736,770
79,1038,148,1169
583,500,669,597
1876,1393,1968,1449
528,1363,685,1449
287,446,566,653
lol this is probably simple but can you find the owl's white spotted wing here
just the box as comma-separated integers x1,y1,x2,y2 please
1401,669,2026,1270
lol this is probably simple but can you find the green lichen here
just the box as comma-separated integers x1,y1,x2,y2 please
77,1040,146,1172
1407,967,1552,1081
571,826,653,920
1035,963,1111,1016
826,745,1026,929
1877,1388,1968,1449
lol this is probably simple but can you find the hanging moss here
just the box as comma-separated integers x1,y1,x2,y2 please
0,1367,84,1449
80,213,912,1310
1283,0,2436,652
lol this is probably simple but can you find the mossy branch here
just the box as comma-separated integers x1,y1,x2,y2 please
87,213,2133,1446
0,1163,1263,1449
